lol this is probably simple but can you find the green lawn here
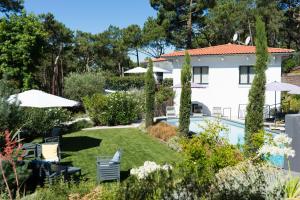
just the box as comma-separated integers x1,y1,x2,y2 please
58,128,181,181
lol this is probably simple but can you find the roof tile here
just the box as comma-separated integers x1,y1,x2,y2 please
162,43,294,57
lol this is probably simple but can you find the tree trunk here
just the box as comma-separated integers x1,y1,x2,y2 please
136,48,140,66
52,55,59,95
86,55,90,72
186,0,193,49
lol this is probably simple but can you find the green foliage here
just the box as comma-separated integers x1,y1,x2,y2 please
119,169,176,200
161,78,173,87
0,160,29,197
144,60,155,128
178,52,191,137
105,75,144,91
180,120,243,187
27,179,97,200
0,12,47,89
282,54,300,73
0,79,23,132
142,17,168,58
150,0,215,48
244,130,267,158
22,108,71,136
83,92,143,126
39,13,74,95
285,177,300,199
245,17,269,156
122,24,142,65
282,94,300,113
155,86,174,105
211,161,285,200
64,72,105,101
155,85,174,116
0,0,23,15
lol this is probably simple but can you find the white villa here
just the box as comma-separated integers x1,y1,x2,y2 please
158,43,294,119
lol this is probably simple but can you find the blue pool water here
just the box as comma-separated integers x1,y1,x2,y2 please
166,117,284,167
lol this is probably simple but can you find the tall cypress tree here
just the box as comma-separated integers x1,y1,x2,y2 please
145,59,156,128
178,52,192,137
245,16,269,155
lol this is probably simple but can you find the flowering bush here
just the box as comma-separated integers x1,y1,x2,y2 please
130,161,172,179
258,133,295,159
211,161,285,200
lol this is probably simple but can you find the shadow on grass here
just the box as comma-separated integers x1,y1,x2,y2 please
121,169,131,181
61,136,101,152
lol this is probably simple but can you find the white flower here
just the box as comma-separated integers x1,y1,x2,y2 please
273,133,292,146
284,147,295,158
162,164,172,171
130,161,172,179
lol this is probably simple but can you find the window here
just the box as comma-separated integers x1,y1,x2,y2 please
193,66,209,84
239,66,254,84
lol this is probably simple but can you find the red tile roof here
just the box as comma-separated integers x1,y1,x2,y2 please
143,57,167,63
161,43,294,57
152,57,167,62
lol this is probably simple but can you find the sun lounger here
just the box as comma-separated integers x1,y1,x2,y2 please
166,106,176,118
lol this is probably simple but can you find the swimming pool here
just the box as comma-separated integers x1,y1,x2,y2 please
166,117,284,167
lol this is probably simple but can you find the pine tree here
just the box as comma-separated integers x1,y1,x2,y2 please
245,16,269,155
145,59,156,128
178,52,192,137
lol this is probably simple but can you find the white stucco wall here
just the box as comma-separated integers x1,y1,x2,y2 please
153,60,173,79
170,54,284,119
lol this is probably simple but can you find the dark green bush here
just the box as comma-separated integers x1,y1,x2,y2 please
162,78,173,87
0,160,29,197
155,86,174,116
83,92,143,126
64,72,105,101
0,79,23,132
22,108,71,136
105,76,144,91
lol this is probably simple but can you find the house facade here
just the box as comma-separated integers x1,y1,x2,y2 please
161,43,294,119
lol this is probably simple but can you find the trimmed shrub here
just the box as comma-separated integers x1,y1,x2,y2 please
178,52,191,137
105,76,144,91
147,122,177,141
245,17,269,156
64,72,105,101
83,92,143,126
145,60,156,127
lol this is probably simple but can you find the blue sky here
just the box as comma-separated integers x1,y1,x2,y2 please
24,0,162,62
24,0,156,34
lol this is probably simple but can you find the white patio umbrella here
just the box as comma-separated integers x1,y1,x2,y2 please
288,87,300,95
172,82,206,88
153,66,170,73
124,66,170,74
266,81,300,114
8,89,79,108
124,67,147,74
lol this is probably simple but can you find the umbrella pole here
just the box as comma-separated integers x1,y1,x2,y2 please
274,91,277,124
